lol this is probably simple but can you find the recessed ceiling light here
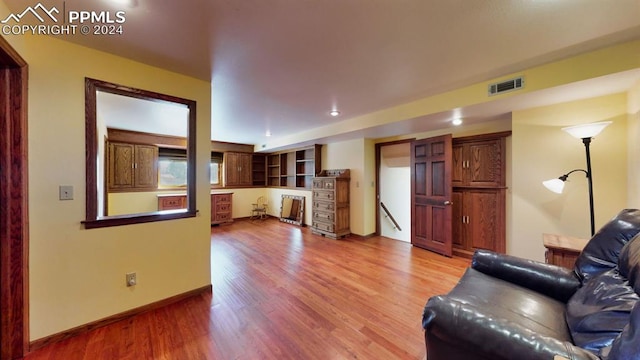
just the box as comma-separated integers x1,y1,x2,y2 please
265,131,272,137
452,118,463,126
329,110,341,117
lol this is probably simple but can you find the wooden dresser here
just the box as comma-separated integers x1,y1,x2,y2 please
311,169,350,239
158,192,233,225
211,192,233,225
543,233,588,269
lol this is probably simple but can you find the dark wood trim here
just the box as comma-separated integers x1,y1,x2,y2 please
451,130,512,144
374,139,414,236
85,78,197,228
0,35,28,360
29,285,212,352
107,128,187,148
211,140,254,153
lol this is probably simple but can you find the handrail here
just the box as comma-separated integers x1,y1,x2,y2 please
380,202,402,231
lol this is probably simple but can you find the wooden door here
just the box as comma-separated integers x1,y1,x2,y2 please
411,134,453,256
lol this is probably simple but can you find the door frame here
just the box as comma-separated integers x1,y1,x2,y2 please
0,35,28,360
374,139,415,236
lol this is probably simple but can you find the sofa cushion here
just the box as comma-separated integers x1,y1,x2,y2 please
606,301,640,360
448,268,571,340
618,233,640,294
574,209,640,282
566,268,639,354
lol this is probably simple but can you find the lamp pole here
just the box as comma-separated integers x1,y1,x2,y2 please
582,137,595,236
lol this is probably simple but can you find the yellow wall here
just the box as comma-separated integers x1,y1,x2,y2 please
511,93,628,261
1,28,213,340
628,81,640,208
323,139,372,235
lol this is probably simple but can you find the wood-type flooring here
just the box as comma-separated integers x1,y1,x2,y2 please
24,218,469,359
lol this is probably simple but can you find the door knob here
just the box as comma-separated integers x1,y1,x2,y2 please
444,201,453,205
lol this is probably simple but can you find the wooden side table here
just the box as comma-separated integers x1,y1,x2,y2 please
543,233,589,269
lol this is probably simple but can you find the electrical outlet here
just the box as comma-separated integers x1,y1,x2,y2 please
126,272,137,287
59,185,74,200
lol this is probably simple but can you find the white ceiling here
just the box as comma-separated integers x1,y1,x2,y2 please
5,0,640,148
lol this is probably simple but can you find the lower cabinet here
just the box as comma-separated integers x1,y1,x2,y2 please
211,192,233,225
452,188,505,257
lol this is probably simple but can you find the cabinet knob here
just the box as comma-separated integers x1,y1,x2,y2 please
444,201,452,205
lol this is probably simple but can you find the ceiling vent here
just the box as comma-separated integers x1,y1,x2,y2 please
488,76,524,96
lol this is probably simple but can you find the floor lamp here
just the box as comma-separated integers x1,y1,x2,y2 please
542,121,611,236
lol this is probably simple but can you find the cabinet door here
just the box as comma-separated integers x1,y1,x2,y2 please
134,144,158,188
451,190,465,249
239,153,252,185
108,142,134,189
225,152,252,186
465,189,504,253
466,140,503,187
451,144,464,187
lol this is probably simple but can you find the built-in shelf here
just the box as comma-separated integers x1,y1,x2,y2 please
266,145,321,189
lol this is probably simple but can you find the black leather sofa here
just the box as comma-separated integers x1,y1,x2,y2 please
422,209,640,360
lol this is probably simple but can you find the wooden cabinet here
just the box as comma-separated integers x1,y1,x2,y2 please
157,194,186,210
311,169,350,239
452,188,506,256
543,233,588,269
452,138,504,187
224,152,252,186
107,142,158,191
451,132,509,258
211,193,233,225
267,145,321,189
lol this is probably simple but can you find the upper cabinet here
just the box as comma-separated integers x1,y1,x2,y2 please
224,152,252,186
107,141,158,191
452,135,506,188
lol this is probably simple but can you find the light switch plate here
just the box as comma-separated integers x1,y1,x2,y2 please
59,185,73,200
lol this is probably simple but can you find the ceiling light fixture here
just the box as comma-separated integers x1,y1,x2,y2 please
329,110,341,117
265,131,272,137
452,118,463,126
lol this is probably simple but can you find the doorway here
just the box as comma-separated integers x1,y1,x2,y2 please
376,140,412,242
0,36,28,360
378,143,411,242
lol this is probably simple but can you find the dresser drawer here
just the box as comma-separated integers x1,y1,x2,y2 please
313,211,334,222
215,212,231,221
313,201,334,211
313,190,334,201
313,221,334,233
216,203,231,212
158,195,185,210
213,193,232,203
313,179,336,190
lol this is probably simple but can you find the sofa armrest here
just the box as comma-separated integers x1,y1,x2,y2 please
472,249,581,302
423,296,599,360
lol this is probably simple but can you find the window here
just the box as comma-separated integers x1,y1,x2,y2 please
211,152,223,186
158,148,187,188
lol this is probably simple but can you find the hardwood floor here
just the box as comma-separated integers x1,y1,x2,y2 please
24,218,469,359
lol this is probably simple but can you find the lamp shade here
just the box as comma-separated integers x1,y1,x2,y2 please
562,121,612,139
543,178,565,194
